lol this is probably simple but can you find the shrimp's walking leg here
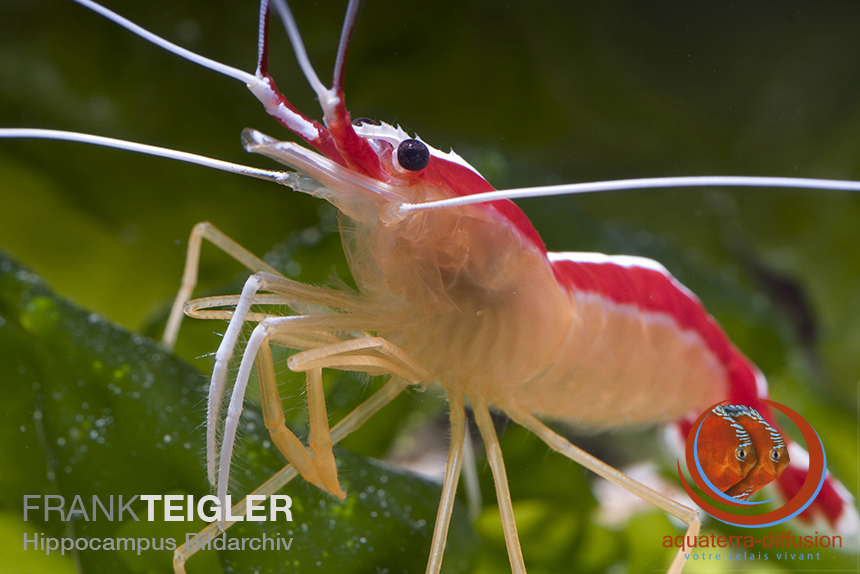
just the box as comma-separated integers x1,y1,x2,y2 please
306,367,344,498
254,341,327,492
425,392,466,574
282,336,434,498
173,377,410,574
462,422,482,522
257,338,344,497
205,273,364,486
163,222,283,349
504,405,700,574
184,292,353,324
219,322,431,513
164,223,356,348
288,337,433,382
288,336,433,493
472,399,527,574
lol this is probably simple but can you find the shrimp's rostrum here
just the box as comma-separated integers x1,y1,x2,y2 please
1,1,859,573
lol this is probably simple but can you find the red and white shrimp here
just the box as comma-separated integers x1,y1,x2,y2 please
1,1,859,573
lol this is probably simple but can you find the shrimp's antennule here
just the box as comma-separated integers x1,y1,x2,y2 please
332,0,362,93
258,0,384,178
67,0,344,163
261,0,362,108
72,0,256,84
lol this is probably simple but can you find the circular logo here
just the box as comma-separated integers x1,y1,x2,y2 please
676,399,827,528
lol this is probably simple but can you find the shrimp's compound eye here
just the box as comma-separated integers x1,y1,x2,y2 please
397,139,430,172
770,448,781,462
352,117,381,126
736,447,747,461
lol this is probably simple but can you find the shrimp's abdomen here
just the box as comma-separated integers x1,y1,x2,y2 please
353,189,852,531
496,253,730,426
511,252,763,426
366,201,737,426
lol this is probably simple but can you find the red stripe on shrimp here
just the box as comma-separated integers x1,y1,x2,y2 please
548,251,760,404
548,252,855,533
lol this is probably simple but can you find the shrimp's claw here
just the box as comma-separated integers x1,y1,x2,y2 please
305,368,346,500
257,343,345,499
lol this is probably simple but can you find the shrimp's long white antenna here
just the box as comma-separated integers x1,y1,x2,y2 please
398,175,860,214
71,0,323,143
267,0,328,100
0,129,292,184
72,0,257,85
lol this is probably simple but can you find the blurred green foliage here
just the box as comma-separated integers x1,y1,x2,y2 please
0,1,858,573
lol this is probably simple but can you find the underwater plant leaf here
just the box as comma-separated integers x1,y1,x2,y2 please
0,251,478,574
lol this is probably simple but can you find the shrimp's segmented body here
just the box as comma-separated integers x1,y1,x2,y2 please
323,163,725,425
2,1,858,573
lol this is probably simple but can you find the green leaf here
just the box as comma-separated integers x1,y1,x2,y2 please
0,251,478,574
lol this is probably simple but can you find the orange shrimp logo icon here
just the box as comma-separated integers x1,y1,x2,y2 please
677,400,827,528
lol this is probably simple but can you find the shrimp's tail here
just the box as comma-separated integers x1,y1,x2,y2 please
774,439,859,545
744,389,859,544
672,398,859,548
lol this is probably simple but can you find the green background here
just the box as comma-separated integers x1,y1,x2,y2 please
1,0,859,572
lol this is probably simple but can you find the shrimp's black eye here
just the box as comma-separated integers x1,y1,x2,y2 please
352,117,380,126
397,139,430,172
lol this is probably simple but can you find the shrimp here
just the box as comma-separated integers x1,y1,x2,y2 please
1,1,859,573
